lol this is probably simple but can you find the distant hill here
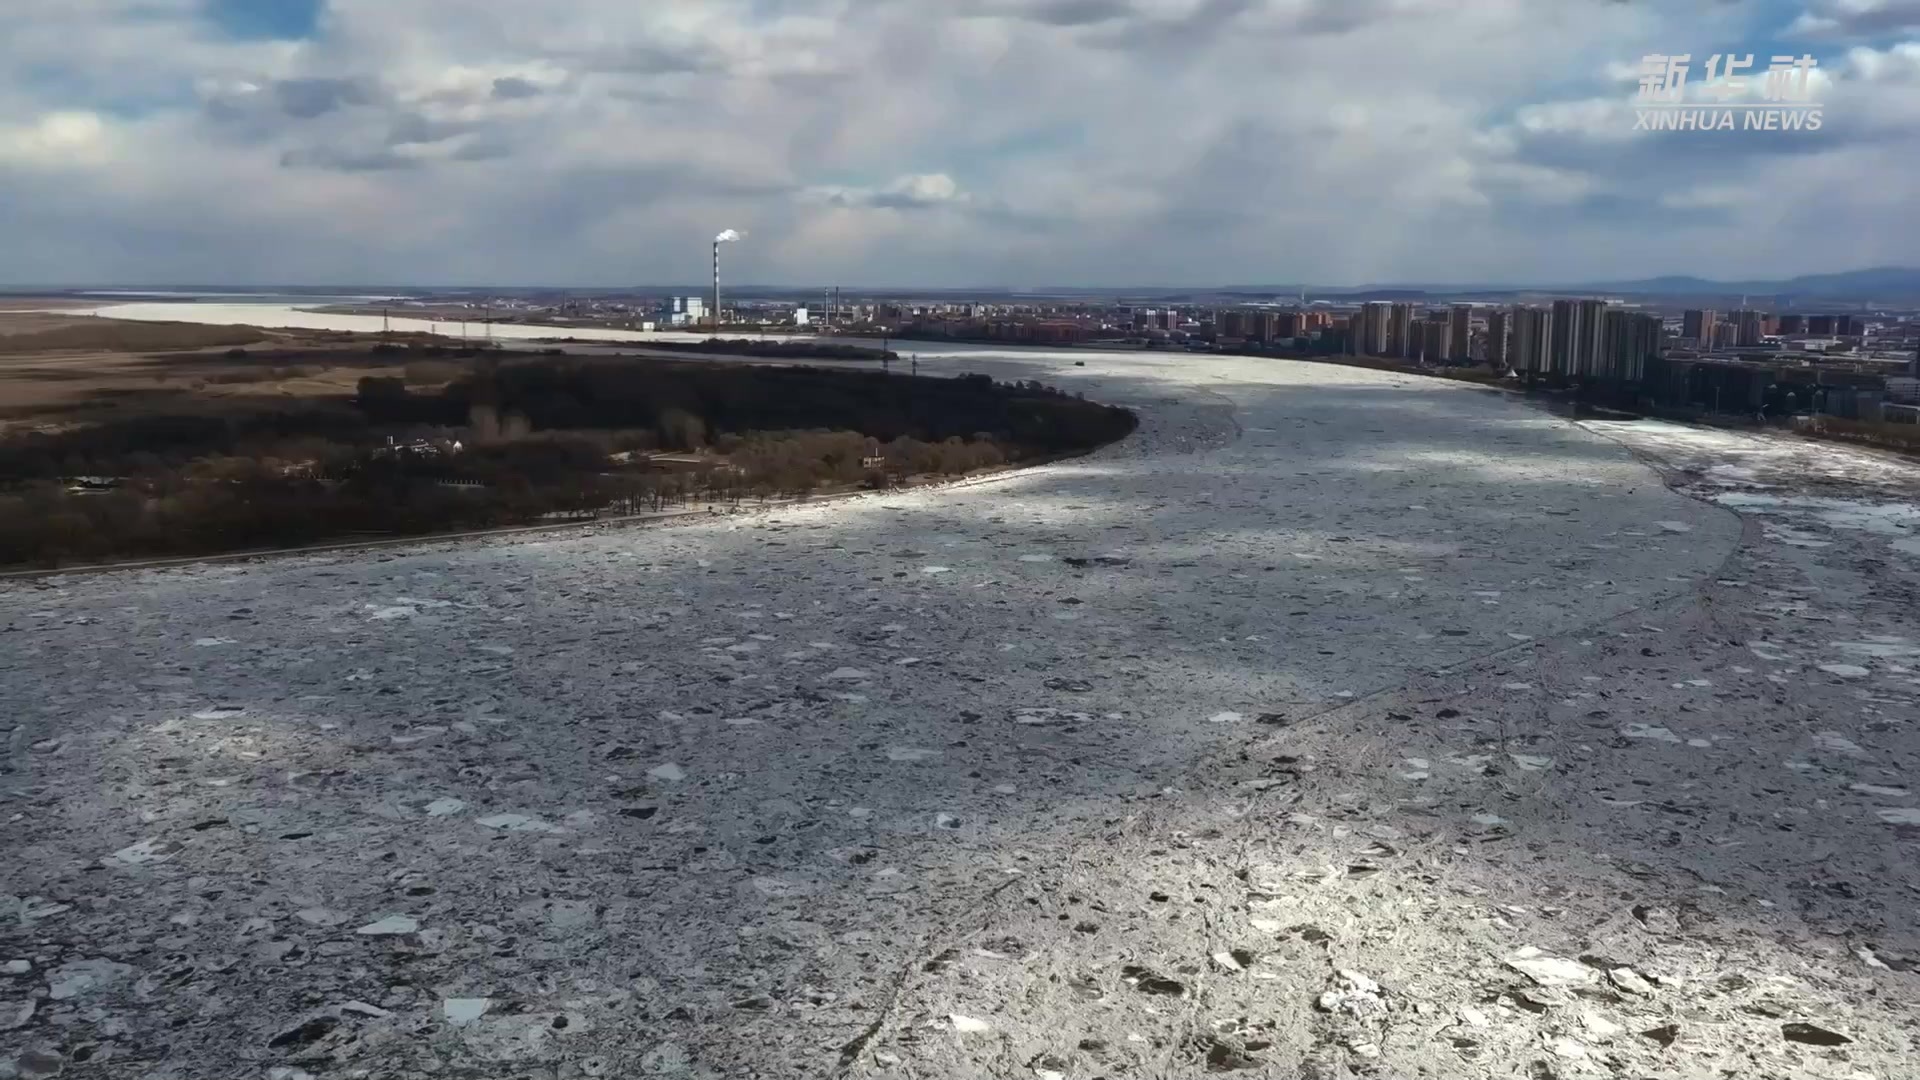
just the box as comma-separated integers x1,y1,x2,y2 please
1574,267,1920,302
16,267,1920,306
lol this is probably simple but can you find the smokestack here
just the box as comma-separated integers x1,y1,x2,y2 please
712,229,742,334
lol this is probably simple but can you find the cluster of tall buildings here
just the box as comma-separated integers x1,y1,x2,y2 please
1681,309,1865,348
1349,299,1662,383
1346,302,1477,363
1214,308,1333,342
1130,309,1183,332
1506,300,1662,382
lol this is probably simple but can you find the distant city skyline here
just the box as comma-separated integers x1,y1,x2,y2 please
14,265,1920,301
3,2,1917,288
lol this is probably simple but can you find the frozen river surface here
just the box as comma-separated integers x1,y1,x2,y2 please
11,348,1919,1078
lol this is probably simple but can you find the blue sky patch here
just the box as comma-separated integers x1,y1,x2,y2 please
204,0,325,41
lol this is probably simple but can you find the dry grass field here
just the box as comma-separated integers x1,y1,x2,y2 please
0,308,471,430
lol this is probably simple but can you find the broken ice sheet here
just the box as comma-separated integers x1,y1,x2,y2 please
1812,731,1864,755
443,998,490,1026
1012,708,1092,726
1851,783,1910,797
296,908,350,927
46,959,135,1000
355,915,420,936
1504,947,1594,987
476,813,558,833
1620,723,1683,744
1834,638,1920,659
102,838,182,867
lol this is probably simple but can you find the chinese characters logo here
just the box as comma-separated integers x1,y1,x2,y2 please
1634,53,1823,132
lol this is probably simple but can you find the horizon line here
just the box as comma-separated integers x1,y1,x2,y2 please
4,268,1918,296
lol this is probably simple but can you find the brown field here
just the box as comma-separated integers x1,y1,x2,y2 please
0,310,479,431
0,297,98,314
0,316,266,352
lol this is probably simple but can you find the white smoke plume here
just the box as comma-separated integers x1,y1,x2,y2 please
714,229,743,243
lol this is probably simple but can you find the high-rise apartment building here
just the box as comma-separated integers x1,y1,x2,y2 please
1596,310,1664,382
1835,314,1864,337
1486,310,1510,370
1420,316,1448,362
1448,305,1472,363
1730,309,1765,347
1775,314,1805,335
1386,303,1415,358
1549,298,1608,377
1807,314,1836,335
1682,309,1717,345
1550,300,1580,374
1510,306,1552,376
1355,302,1392,355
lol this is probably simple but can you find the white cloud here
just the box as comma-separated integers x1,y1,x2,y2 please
0,0,1914,286
803,174,967,210
1789,0,1920,38
0,112,113,167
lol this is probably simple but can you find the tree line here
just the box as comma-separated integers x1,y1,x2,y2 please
0,355,1134,566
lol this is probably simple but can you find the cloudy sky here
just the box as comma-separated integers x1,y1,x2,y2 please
2,0,1917,288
